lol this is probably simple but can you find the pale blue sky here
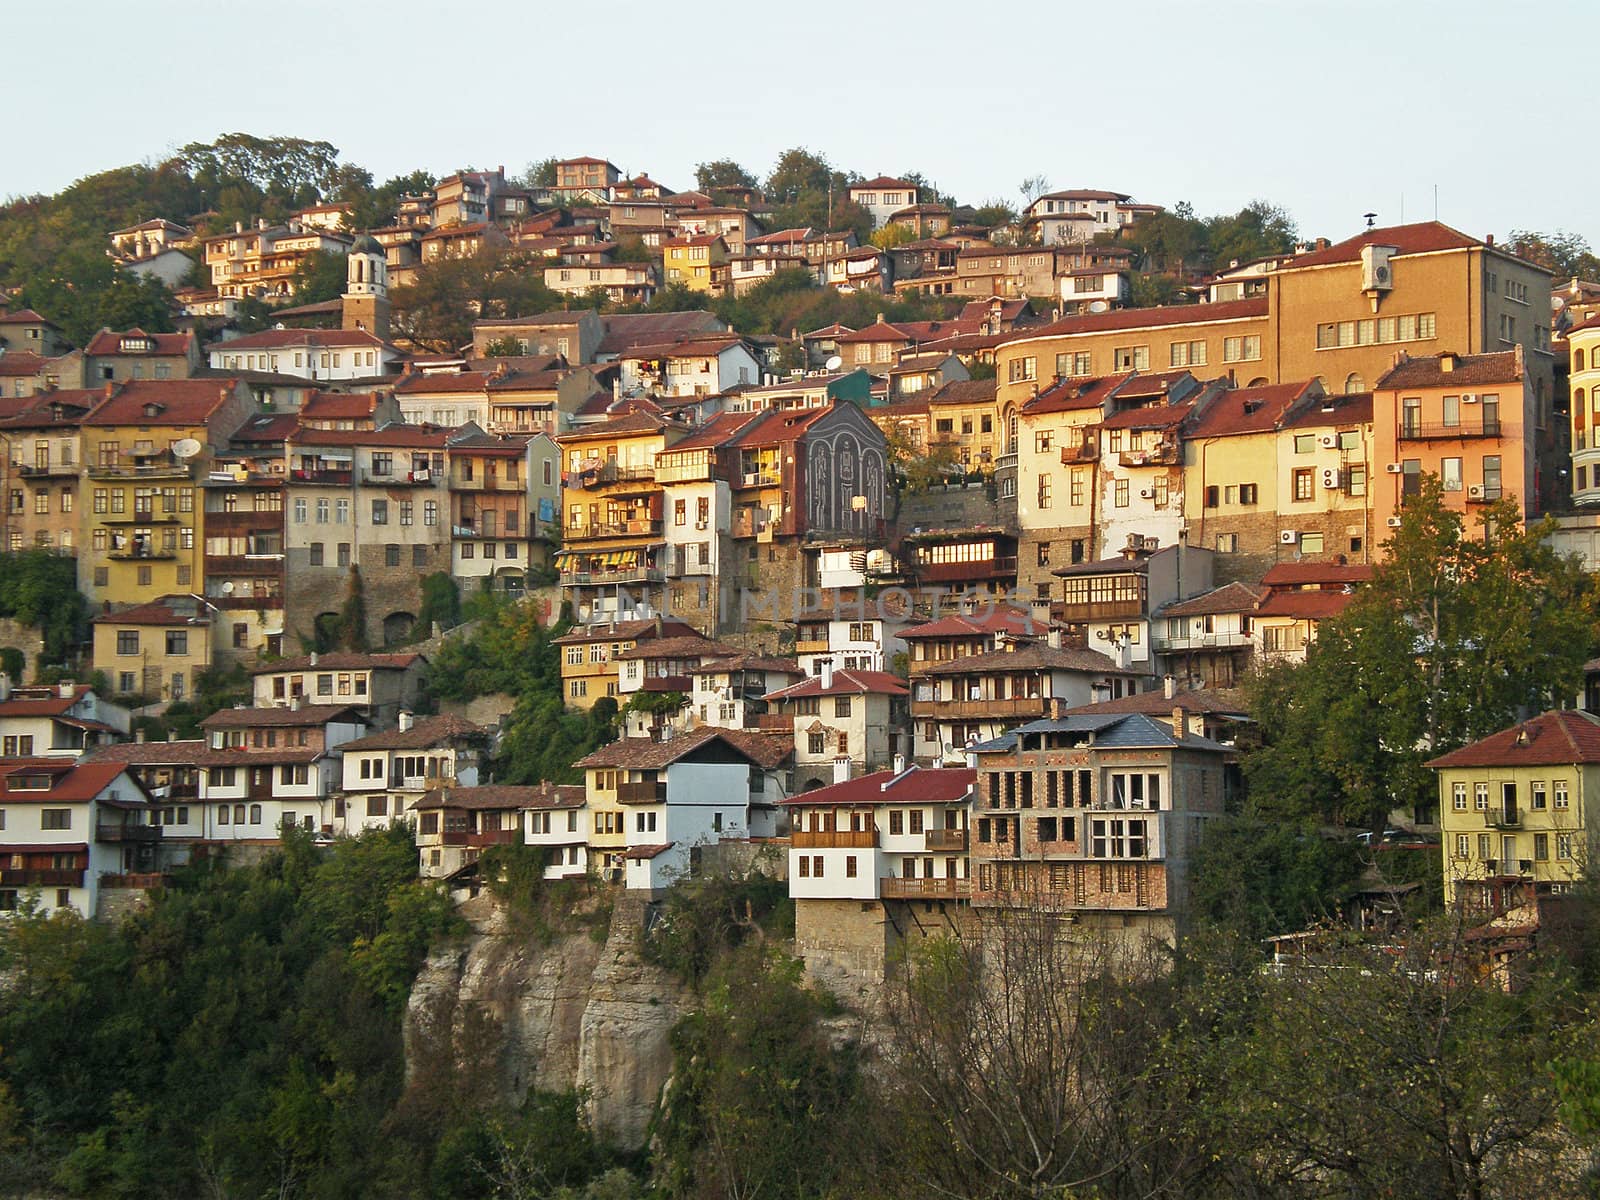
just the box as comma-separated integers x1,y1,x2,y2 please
10,0,1591,247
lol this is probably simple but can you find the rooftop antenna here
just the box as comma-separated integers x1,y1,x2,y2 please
1433,183,1438,221
1363,212,1377,229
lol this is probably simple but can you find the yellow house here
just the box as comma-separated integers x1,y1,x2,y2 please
662,235,730,294
80,379,257,605
994,222,1554,484
1428,710,1600,908
91,595,213,704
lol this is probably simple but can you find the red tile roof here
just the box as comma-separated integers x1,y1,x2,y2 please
781,765,974,807
1185,381,1316,439
83,379,242,428
84,329,193,357
554,619,699,645
201,704,367,729
574,726,771,770
901,607,1042,640
338,715,485,751
300,392,384,418
0,352,49,378
0,309,56,326
0,685,96,717
288,426,451,448
1065,687,1249,719
1158,582,1262,618
923,642,1130,676
1098,401,1193,431
1281,391,1373,430
850,177,918,192
1426,710,1600,768
92,599,209,627
416,784,540,811
1012,296,1268,343
1281,221,1482,270
764,669,908,700
0,760,143,805
1258,562,1374,587
1023,372,1133,415
1252,591,1358,620
657,409,764,453
1375,351,1521,391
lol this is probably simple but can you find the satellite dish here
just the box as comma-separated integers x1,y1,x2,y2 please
220,581,235,595
824,355,843,371
172,438,203,460
1088,300,1110,314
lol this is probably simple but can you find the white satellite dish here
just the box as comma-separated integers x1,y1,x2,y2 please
220,581,235,595
1088,300,1110,314
825,355,843,371
172,438,203,460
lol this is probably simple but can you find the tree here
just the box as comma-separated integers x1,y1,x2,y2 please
347,169,437,232
516,158,559,190
416,572,462,634
694,159,758,195
289,249,348,305
1205,199,1297,268
1508,229,1600,281
1245,476,1598,829
868,223,915,250
390,247,568,353
1018,174,1051,210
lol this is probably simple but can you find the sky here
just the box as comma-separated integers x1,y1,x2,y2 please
9,0,1594,248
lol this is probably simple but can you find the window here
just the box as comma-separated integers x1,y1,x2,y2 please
1298,532,1323,554
1034,429,1053,453
1168,340,1206,368
337,543,350,567
309,542,324,566
1215,532,1238,553
1238,483,1258,505
1482,455,1502,499
1112,345,1148,371
293,498,307,523
834,696,851,717
1036,474,1051,509
1533,832,1549,861
413,545,428,568
1346,465,1367,497
1555,781,1570,809
845,855,858,878
1223,335,1261,363
1114,479,1129,507
1474,782,1489,811
116,630,139,655
399,500,413,526
41,809,71,830
1008,356,1037,383
385,545,401,567
1440,457,1463,492
165,631,187,656
1293,468,1314,501
371,499,388,524
1452,782,1467,811
316,498,329,524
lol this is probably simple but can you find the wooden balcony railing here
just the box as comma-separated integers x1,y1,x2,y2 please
925,828,969,851
881,876,971,900
791,829,877,849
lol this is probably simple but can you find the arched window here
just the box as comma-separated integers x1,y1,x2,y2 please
1344,373,1365,394
355,258,364,284
1576,348,1586,372
1246,377,1269,388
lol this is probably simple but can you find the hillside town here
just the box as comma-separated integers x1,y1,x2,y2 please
0,143,1596,998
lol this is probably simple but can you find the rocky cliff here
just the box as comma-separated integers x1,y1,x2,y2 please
405,892,692,1149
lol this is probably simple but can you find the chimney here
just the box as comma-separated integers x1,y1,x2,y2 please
309,651,318,667
290,695,303,711
1047,627,1063,649
820,657,834,689
1163,673,1176,699
832,755,851,784
892,752,906,775
398,709,414,732
58,681,74,700
167,730,176,742
653,614,664,638
135,728,146,744
104,381,116,399
235,221,243,233
1172,706,1186,740
1440,352,1457,373
0,673,10,702
1049,697,1062,721
1486,233,1495,247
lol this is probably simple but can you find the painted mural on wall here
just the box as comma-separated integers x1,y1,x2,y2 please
806,408,888,534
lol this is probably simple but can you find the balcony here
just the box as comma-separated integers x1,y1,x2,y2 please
96,823,163,843
917,557,1018,583
565,462,658,491
289,469,353,486
16,463,78,479
205,554,285,575
440,827,519,848
1057,597,1145,623
641,674,690,693
561,565,665,587
1119,443,1180,467
654,460,714,484
732,511,770,539
1152,630,1254,652
928,696,1049,720
925,828,969,851
108,549,178,561
201,510,284,532
750,713,792,731
102,513,182,525
89,460,192,481
1060,441,1098,464
791,829,877,849
0,868,85,887
1484,808,1521,829
795,638,830,654
617,780,668,804
881,876,972,900
1465,487,1504,505
564,519,664,543
361,469,436,487
1398,420,1502,441
737,469,781,489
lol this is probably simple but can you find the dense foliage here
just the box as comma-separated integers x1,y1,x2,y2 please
0,827,458,1198
1245,477,1598,830
0,549,91,668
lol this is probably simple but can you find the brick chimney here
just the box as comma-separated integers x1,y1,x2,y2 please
1172,706,1186,740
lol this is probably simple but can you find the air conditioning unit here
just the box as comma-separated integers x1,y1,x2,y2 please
1461,393,1480,404
1387,516,1404,528
1321,467,1342,489
694,520,708,530
1468,484,1485,499
1279,529,1298,545
1318,434,1338,449
1385,463,1404,474
1139,488,1153,499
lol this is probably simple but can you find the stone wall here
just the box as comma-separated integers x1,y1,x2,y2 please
0,618,46,681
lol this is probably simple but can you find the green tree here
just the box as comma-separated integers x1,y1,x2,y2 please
1508,229,1600,280
288,249,348,305
1204,198,1297,268
694,159,758,195
516,158,559,190
1245,476,1598,829
391,247,569,353
416,572,462,634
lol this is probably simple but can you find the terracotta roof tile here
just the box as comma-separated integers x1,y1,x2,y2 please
764,669,908,700
1375,351,1521,391
1427,710,1600,768
1283,221,1483,270
781,766,973,807
1157,582,1262,618
337,715,486,751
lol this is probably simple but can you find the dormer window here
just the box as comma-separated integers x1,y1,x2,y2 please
120,336,153,354
142,403,164,418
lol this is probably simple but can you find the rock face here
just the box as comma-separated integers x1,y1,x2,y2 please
405,892,692,1149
